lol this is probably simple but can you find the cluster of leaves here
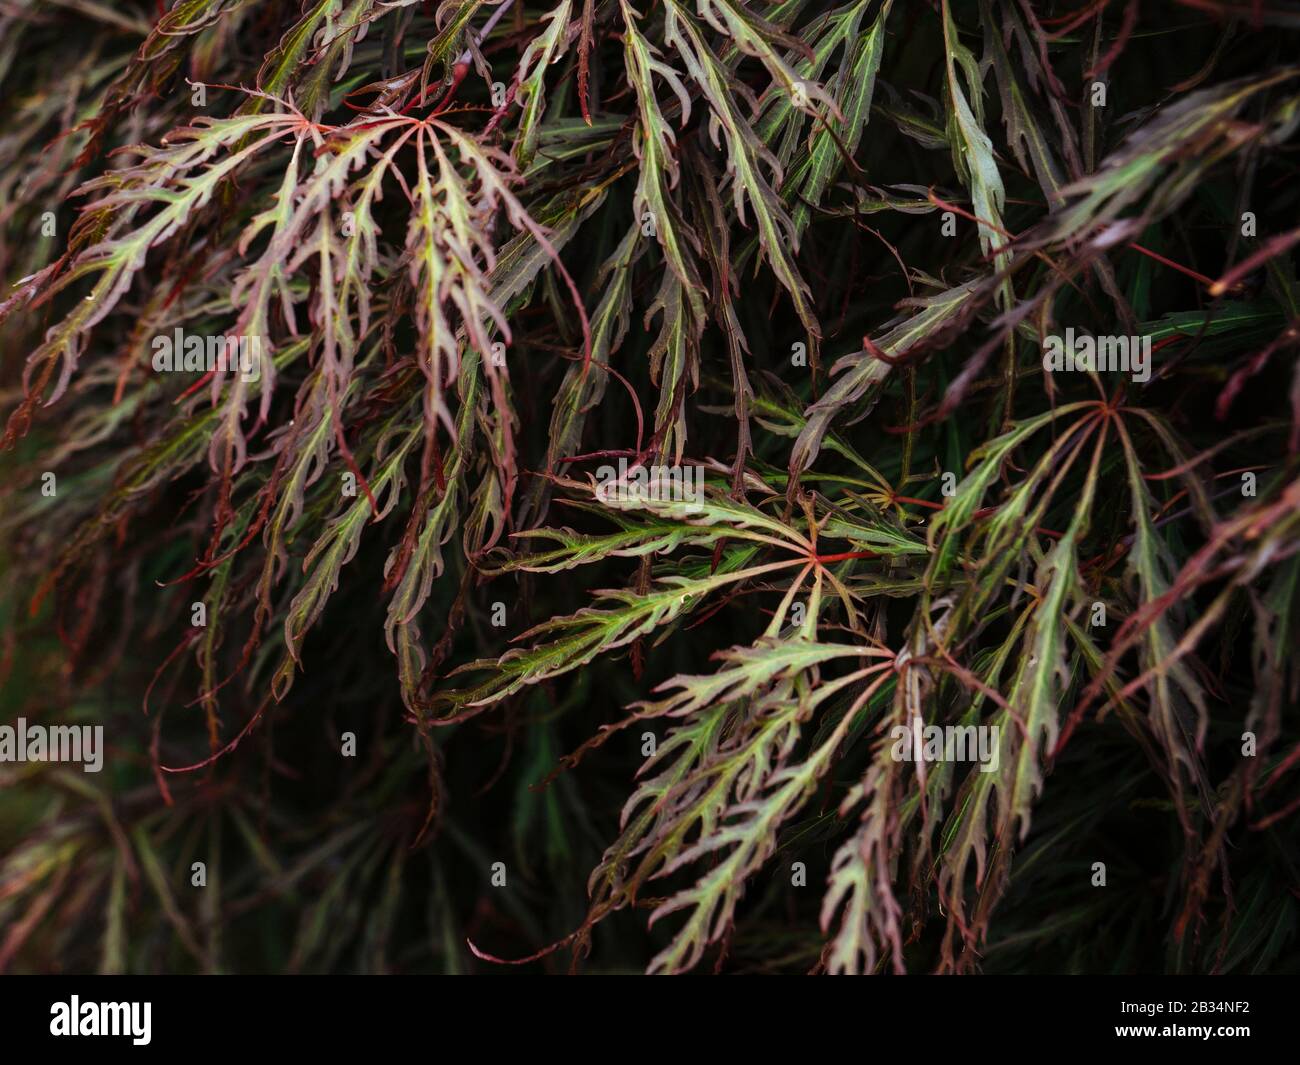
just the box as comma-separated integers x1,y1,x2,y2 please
2,0,1299,974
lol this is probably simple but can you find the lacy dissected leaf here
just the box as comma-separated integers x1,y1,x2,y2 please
5,0,1300,980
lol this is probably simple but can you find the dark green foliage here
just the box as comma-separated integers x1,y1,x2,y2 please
1,0,1298,974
